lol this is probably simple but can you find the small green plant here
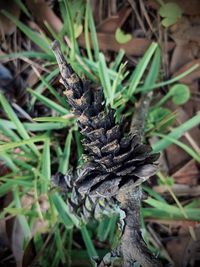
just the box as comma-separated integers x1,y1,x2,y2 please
158,1,183,27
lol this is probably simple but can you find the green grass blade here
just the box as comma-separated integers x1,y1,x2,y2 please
0,51,54,60
142,46,161,91
0,93,39,156
127,42,158,96
74,130,83,165
81,225,98,260
0,119,71,132
14,0,31,17
0,153,18,172
30,68,60,107
63,0,76,60
156,133,200,163
152,113,200,152
41,139,51,194
98,53,112,103
33,117,72,123
54,226,67,264
88,1,99,60
143,200,200,221
35,70,68,107
28,88,69,115
142,207,200,221
144,197,184,217
111,49,125,71
84,0,93,62
50,192,79,228
13,187,32,241
59,129,73,174
12,157,34,171
0,123,31,154
0,135,47,152
139,64,199,92
143,186,166,203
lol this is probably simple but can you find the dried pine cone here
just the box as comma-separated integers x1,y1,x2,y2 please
52,41,159,221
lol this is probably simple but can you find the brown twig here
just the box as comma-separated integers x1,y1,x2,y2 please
116,92,162,267
130,91,153,137
117,183,162,267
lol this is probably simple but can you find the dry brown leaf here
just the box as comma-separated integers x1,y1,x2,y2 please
26,68,41,87
0,0,20,39
6,217,28,267
21,192,49,236
170,17,200,73
153,184,200,197
0,219,9,252
170,42,198,73
165,141,190,173
31,219,49,237
97,6,132,33
25,0,62,34
166,227,200,267
22,238,36,267
172,159,199,185
146,219,198,228
173,59,200,84
25,1,174,56
78,32,174,56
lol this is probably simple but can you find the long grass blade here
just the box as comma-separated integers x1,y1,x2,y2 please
28,88,69,115
127,42,157,96
152,113,200,152
41,139,51,194
0,93,39,156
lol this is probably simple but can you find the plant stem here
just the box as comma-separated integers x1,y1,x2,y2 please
116,92,162,267
130,91,153,138
117,183,162,267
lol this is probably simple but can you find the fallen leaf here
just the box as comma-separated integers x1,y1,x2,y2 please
170,42,197,73
0,0,20,38
172,159,199,185
22,238,36,267
115,28,132,44
166,227,200,267
25,0,175,56
25,0,62,34
153,184,200,197
97,6,132,33
173,59,200,84
146,218,198,228
6,217,26,267
78,32,174,56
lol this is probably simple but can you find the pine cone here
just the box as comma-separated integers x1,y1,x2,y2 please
52,171,118,222
52,41,159,220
